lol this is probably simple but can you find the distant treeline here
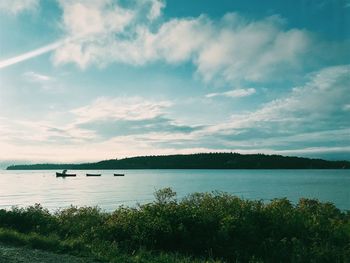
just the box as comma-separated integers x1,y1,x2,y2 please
6,153,350,170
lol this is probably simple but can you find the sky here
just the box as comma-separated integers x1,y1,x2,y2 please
0,0,349,163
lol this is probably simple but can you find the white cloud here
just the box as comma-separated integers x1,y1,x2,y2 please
0,97,202,162
21,71,65,92
195,14,310,84
0,0,39,14
0,96,186,152
148,0,165,20
53,2,312,84
0,133,230,163
23,71,53,82
0,119,88,144
71,97,173,123
154,16,212,63
53,0,135,68
206,64,350,134
1,66,349,163
58,0,134,38
206,88,256,98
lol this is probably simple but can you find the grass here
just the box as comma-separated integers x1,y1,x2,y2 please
0,188,349,262
0,228,220,263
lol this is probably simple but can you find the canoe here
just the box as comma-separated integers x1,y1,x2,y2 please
114,173,125,176
56,172,76,177
86,173,101,176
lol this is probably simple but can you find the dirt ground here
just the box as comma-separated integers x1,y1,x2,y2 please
0,244,99,263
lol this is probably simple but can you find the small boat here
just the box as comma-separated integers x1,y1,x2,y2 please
56,172,76,177
114,173,125,176
86,173,101,176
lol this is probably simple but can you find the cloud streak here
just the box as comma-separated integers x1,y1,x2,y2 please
0,40,64,70
206,88,256,98
23,71,53,82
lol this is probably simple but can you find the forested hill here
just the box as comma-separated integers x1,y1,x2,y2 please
6,153,350,170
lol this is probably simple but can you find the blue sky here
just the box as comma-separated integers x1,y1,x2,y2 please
0,0,349,163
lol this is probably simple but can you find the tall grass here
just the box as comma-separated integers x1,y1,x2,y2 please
0,188,349,262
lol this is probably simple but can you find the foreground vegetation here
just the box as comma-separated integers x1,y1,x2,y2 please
0,189,349,262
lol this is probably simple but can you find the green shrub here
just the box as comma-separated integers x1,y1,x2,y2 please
0,204,56,234
0,189,349,262
55,206,107,240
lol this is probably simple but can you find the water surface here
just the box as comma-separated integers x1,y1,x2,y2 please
0,169,349,211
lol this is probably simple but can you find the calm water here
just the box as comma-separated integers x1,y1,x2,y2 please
0,169,349,211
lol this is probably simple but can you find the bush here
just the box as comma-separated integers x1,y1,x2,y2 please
0,204,56,234
0,189,349,262
54,206,107,240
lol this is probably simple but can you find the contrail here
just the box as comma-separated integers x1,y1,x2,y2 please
0,40,66,69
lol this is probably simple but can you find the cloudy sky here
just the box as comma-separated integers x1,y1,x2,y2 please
0,0,349,163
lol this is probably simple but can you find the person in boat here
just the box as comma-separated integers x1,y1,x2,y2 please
62,169,67,175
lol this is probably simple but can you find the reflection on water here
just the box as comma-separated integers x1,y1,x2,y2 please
0,169,349,211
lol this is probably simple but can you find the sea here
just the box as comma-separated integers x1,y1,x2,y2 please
0,169,349,211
